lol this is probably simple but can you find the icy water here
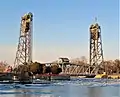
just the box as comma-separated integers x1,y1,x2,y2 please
0,78,120,97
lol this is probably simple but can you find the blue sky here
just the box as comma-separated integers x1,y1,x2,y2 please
0,0,119,64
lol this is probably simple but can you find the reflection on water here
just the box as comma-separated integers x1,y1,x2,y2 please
88,87,101,97
0,79,119,97
14,89,32,97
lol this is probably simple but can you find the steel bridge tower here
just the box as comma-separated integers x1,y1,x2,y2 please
14,12,33,68
89,19,104,74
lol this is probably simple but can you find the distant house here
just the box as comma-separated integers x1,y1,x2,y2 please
58,57,69,64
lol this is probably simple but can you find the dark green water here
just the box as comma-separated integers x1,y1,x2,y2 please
0,78,119,97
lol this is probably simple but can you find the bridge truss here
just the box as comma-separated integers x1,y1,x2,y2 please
14,12,33,68
13,13,104,76
88,21,104,74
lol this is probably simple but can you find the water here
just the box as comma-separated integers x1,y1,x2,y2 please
0,78,120,97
